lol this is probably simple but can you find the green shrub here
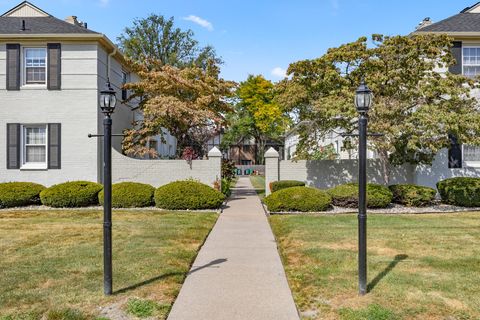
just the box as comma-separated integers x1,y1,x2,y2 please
264,186,332,212
154,180,225,210
327,183,393,208
269,180,305,193
437,177,480,207
389,184,436,207
40,181,103,208
0,182,45,208
221,178,232,197
98,182,154,208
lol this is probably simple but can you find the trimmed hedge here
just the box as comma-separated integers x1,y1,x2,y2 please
40,181,103,208
264,186,332,212
270,180,305,193
155,180,225,210
327,183,393,208
389,184,436,207
0,182,46,208
99,182,154,208
437,177,480,207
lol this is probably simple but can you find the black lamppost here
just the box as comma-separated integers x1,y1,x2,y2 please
354,79,373,296
99,80,117,295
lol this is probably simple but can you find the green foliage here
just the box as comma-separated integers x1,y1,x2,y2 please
222,159,236,181
269,180,305,193
327,183,393,208
294,143,338,160
98,182,154,208
221,178,232,197
437,177,480,207
389,184,436,207
40,181,103,208
277,34,480,183
222,75,290,163
0,182,45,208
117,14,221,71
339,304,399,320
155,180,225,210
264,186,332,212
46,309,87,320
125,298,159,318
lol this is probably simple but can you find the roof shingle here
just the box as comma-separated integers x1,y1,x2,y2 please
0,16,99,34
418,13,480,33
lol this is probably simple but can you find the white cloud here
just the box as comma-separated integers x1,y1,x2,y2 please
271,67,287,78
183,15,214,31
99,0,109,7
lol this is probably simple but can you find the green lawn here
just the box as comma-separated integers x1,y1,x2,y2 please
0,210,218,319
270,212,480,320
249,175,266,198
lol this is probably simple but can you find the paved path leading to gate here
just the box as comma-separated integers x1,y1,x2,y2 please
168,177,299,320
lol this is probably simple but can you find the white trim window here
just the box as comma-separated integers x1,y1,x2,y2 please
463,47,480,78
24,47,47,85
463,145,480,167
22,125,47,169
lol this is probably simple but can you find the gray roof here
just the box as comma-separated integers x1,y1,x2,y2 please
0,16,99,34
418,13,480,33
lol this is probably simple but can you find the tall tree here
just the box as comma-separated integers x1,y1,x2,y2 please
117,14,221,70
222,75,290,163
277,34,480,183
122,62,235,158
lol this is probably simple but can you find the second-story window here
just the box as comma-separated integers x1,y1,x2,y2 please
463,47,480,78
25,48,47,85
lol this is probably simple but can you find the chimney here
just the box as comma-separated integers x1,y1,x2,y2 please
416,17,433,30
65,16,88,28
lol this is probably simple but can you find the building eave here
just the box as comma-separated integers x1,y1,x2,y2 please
0,33,127,65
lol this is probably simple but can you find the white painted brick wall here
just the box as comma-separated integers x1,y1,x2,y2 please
112,148,222,187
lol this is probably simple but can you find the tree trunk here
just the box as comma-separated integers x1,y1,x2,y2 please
378,149,391,185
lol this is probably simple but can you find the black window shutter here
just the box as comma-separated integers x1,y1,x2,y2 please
6,123,20,169
449,41,462,75
48,123,61,169
47,43,61,90
448,134,462,169
6,44,20,90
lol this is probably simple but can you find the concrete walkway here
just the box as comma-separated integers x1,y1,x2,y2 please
168,177,299,320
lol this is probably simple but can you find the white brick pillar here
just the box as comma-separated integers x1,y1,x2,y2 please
265,147,280,196
208,147,222,187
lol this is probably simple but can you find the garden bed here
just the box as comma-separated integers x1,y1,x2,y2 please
263,201,480,215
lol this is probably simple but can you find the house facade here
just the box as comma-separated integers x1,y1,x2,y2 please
0,1,176,186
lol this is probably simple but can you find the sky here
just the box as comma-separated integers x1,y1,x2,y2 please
0,0,476,82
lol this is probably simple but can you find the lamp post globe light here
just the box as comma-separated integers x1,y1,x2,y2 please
355,79,373,296
100,80,117,295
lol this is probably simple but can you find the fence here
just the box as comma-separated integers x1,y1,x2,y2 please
264,147,480,196
112,147,222,187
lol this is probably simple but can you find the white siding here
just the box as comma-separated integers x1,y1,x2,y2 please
0,43,98,185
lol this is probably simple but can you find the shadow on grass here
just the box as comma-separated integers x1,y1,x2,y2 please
115,258,227,294
367,254,408,293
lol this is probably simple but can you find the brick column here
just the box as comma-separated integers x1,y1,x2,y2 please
264,147,279,196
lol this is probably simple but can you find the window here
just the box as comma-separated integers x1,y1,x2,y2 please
24,48,47,84
22,125,47,169
463,47,480,78
121,71,129,100
463,145,480,165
